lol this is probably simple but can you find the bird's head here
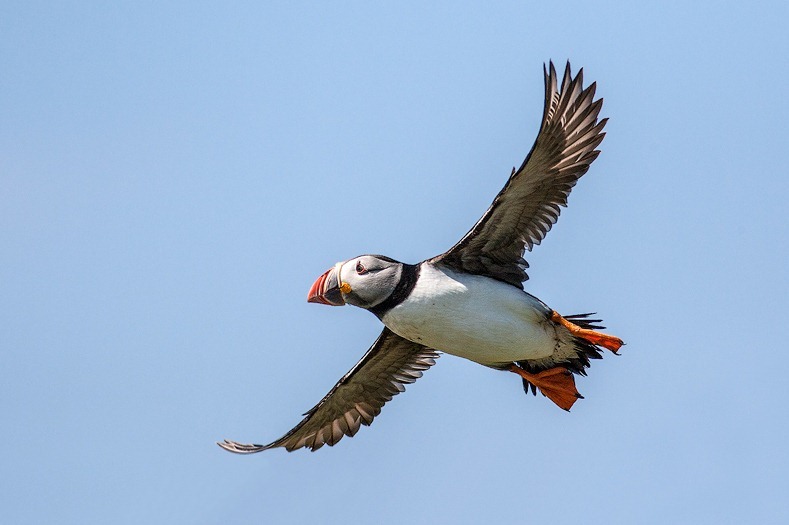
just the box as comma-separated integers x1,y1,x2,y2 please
307,255,404,310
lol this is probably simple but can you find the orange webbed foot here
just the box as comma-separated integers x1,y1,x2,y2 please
509,365,582,411
551,311,624,353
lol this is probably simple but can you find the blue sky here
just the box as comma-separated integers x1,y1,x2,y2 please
2,1,788,523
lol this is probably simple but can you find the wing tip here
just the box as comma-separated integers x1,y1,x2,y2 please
544,59,597,97
544,59,574,78
217,439,270,454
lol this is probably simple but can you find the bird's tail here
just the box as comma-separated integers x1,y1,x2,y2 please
517,312,613,397
563,312,605,330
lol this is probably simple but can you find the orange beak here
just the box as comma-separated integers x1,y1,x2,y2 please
307,267,346,306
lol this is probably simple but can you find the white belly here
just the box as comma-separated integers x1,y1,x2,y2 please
381,264,558,365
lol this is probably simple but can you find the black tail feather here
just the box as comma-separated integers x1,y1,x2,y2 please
564,312,606,330
521,377,537,396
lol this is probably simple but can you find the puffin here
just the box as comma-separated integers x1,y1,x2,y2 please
219,61,624,454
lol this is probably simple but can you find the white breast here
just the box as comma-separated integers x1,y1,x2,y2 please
381,264,558,366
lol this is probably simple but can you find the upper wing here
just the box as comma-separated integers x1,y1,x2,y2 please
218,328,438,453
431,61,607,287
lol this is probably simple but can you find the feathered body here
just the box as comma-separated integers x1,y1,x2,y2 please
382,263,558,365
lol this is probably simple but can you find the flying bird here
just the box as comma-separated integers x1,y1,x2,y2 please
219,61,624,454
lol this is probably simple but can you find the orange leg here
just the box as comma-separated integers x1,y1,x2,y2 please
551,311,624,353
508,365,582,411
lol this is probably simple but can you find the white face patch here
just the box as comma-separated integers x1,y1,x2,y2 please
333,255,403,310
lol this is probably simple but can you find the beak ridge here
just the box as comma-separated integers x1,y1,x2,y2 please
307,267,346,306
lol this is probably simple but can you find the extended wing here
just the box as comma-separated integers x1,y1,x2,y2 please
431,61,607,287
218,328,438,453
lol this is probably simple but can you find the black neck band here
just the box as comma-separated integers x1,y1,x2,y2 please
369,263,420,319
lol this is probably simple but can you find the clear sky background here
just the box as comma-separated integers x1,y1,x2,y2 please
2,2,788,524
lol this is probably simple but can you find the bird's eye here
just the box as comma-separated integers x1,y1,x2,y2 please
355,261,367,275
